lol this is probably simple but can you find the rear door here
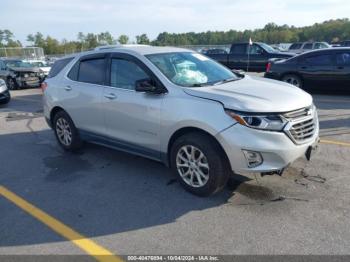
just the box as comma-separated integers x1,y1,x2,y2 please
228,44,247,70
60,54,108,136
298,52,335,86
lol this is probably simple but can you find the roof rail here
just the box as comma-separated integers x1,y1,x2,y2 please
94,44,150,51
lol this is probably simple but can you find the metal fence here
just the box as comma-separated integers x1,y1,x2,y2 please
0,47,45,60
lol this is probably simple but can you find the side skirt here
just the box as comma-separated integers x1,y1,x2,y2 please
79,130,169,165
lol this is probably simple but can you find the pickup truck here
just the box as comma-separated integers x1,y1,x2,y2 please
205,42,295,72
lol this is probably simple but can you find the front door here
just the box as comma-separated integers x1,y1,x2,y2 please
103,54,164,159
334,51,350,88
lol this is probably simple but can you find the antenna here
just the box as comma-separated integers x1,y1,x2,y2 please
246,37,253,72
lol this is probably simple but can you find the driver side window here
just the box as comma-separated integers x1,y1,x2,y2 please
110,59,149,90
248,44,264,55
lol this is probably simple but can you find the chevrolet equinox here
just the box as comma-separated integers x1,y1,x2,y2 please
43,46,319,196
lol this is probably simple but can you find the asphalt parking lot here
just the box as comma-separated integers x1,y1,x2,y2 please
0,80,349,259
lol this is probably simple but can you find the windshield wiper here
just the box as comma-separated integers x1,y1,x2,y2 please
188,83,210,87
213,77,239,85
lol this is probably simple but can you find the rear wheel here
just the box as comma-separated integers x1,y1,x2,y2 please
170,133,230,197
53,111,82,151
282,74,303,88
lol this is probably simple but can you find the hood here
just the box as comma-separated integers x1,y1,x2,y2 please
9,67,42,73
40,66,51,72
183,75,312,113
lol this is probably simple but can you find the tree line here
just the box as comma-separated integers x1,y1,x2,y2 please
1,18,350,55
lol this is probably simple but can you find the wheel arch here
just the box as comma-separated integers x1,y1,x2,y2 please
166,126,231,171
50,106,66,126
280,71,304,81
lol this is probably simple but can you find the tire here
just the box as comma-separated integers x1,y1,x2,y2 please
6,78,17,90
281,74,303,88
0,98,10,105
53,110,82,151
170,132,230,197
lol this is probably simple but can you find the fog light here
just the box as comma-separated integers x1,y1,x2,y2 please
242,150,263,168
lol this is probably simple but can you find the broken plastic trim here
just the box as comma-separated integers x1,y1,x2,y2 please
261,168,285,177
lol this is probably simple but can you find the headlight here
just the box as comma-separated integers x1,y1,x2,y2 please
225,110,287,131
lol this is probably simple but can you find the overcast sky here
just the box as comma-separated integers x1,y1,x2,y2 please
1,0,349,44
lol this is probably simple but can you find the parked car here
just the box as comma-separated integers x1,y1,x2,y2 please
264,48,350,89
43,46,319,196
0,59,43,90
25,59,51,77
205,42,294,72
340,40,350,47
0,79,10,104
288,42,331,54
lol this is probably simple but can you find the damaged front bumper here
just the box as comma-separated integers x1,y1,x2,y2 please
216,123,320,175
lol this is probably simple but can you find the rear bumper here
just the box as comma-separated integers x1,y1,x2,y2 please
216,123,319,174
264,72,281,80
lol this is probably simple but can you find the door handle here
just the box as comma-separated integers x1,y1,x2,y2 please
64,85,72,91
301,66,307,69
104,93,117,99
337,66,344,70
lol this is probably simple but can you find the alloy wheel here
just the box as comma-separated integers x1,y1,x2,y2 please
283,76,300,87
176,145,210,187
56,118,72,146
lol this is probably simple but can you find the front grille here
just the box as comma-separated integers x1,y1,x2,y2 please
283,106,317,144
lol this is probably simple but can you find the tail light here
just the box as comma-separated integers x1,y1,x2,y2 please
266,62,272,72
41,82,48,92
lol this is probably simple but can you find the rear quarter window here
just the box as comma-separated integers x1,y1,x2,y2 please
47,57,74,78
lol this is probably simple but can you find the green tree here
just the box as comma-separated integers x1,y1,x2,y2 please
136,34,150,44
118,34,129,44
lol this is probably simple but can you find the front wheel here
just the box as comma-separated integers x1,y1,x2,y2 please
170,133,230,197
281,74,303,88
7,78,17,90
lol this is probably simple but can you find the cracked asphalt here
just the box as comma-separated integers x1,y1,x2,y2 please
0,83,349,256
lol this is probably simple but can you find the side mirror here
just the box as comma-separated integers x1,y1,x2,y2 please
135,78,161,93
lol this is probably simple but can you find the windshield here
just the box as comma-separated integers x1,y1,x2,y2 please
146,52,239,87
259,43,277,53
30,61,47,67
5,60,32,68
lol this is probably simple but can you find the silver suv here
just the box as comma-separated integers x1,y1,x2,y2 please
43,46,319,196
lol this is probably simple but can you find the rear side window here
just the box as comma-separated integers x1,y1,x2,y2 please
230,44,246,54
47,57,74,78
78,58,106,85
336,52,350,65
304,54,332,65
303,43,313,50
289,43,302,50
